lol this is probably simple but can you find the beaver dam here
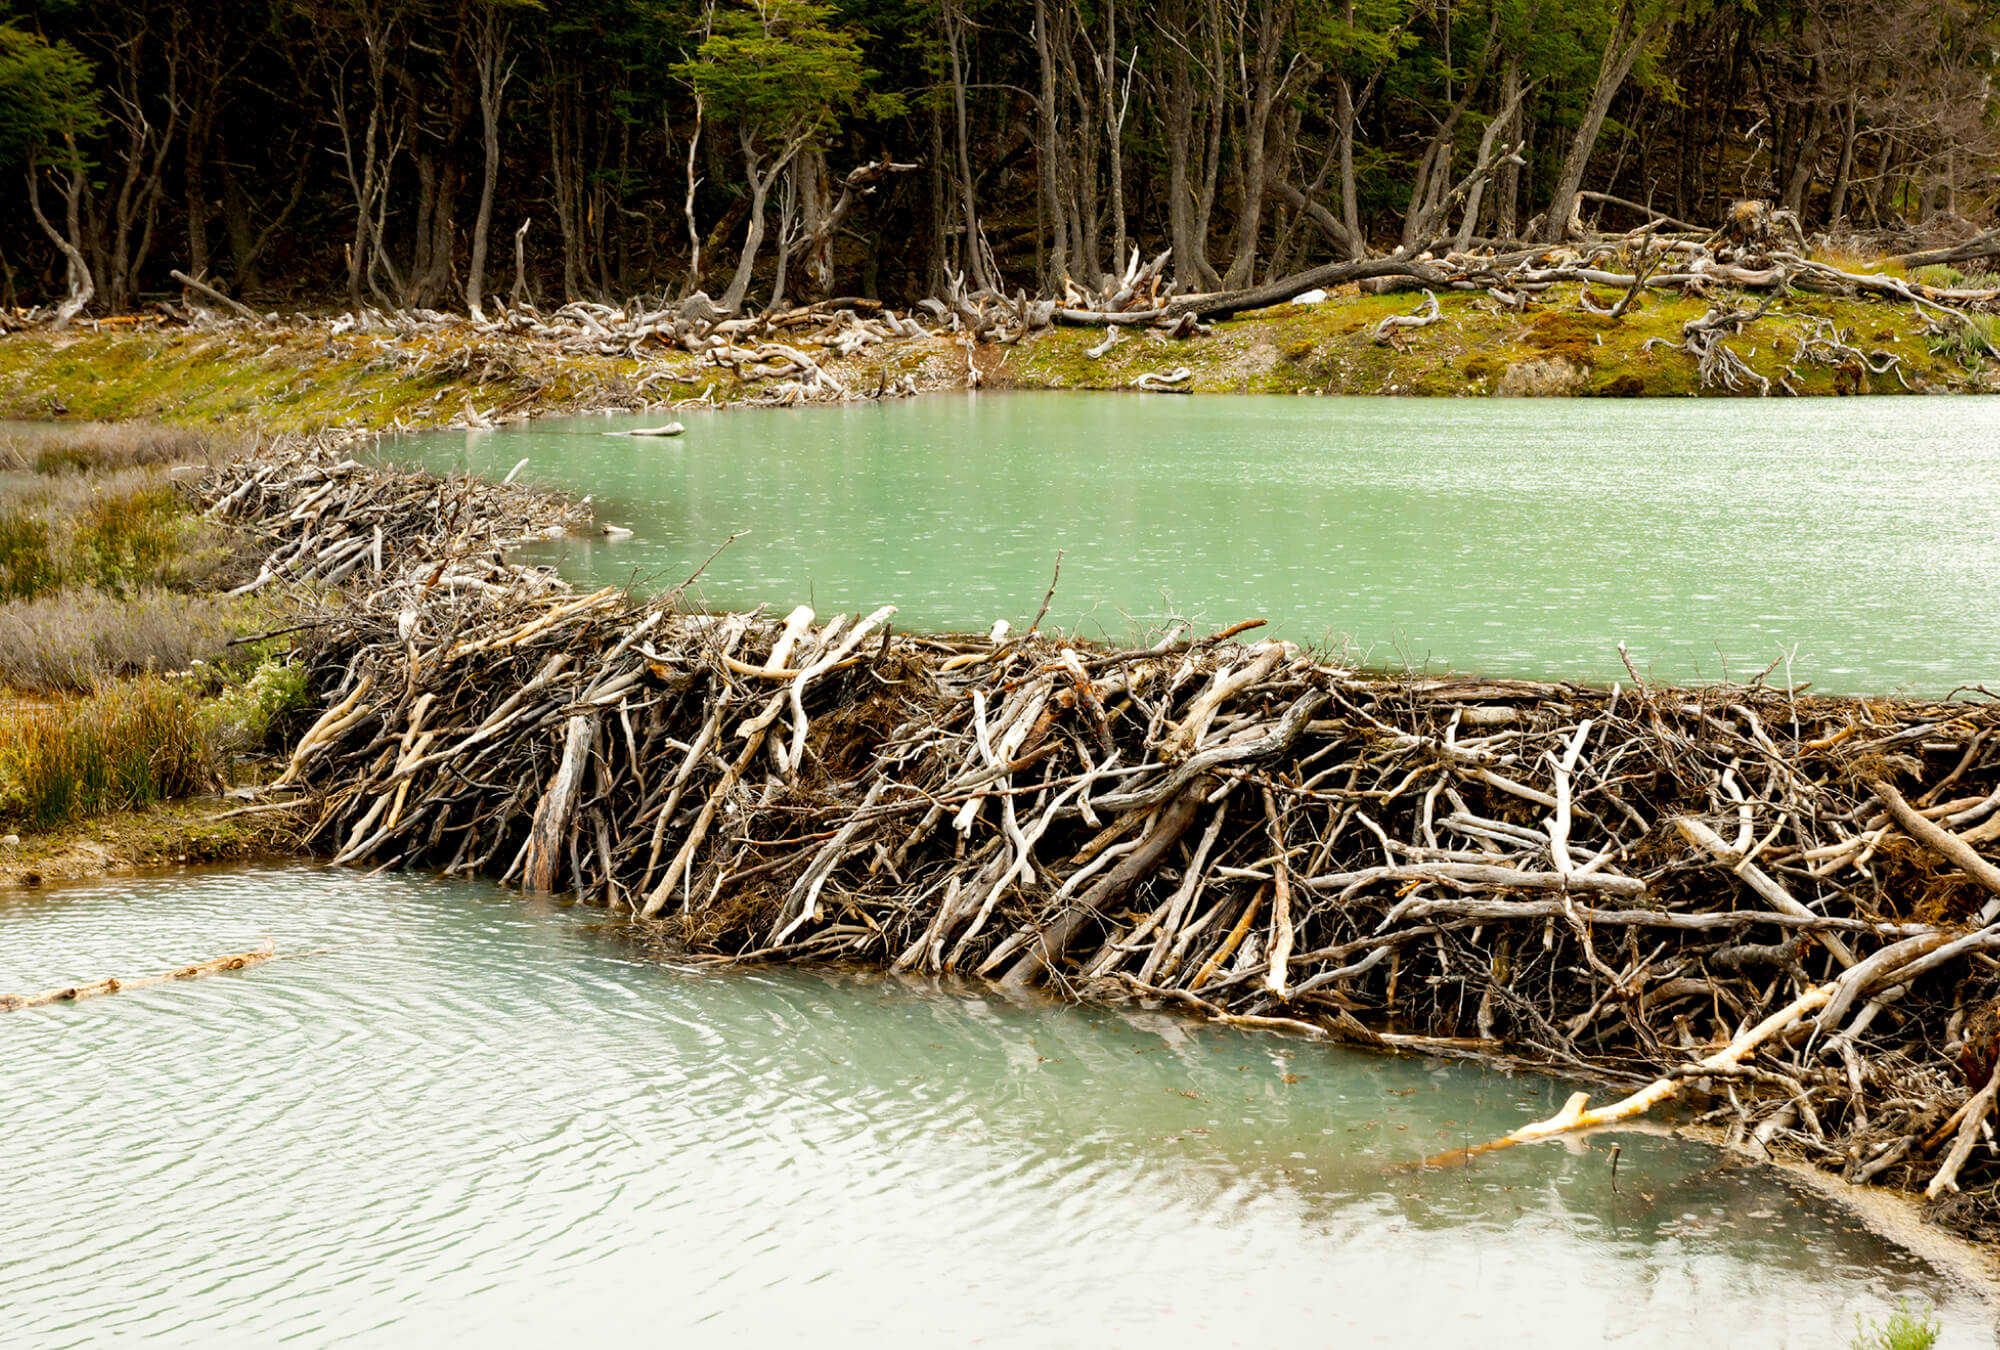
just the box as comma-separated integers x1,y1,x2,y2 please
186,447,2000,1245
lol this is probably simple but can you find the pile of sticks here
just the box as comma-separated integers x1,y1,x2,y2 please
199,443,589,596
206,451,2000,1228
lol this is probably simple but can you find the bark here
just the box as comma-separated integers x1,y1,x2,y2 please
1540,1,1679,244
466,6,514,319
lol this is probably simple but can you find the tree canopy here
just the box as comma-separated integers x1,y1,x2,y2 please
3,0,1999,312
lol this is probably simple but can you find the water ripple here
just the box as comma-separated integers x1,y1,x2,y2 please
1,864,1991,1346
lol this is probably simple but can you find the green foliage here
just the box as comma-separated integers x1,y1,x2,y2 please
203,654,309,752
675,0,898,153
0,22,102,169
1851,1301,1941,1350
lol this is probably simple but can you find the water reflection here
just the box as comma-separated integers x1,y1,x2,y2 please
1,867,1990,1346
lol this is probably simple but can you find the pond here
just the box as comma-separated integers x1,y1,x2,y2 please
398,393,2000,696
3,866,1991,1345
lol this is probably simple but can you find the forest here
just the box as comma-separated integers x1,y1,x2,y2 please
0,0,1996,317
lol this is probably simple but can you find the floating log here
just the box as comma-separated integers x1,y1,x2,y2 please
0,940,280,1011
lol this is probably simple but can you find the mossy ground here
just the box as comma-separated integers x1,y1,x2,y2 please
1,280,1986,440
0,324,716,431
1006,283,1988,398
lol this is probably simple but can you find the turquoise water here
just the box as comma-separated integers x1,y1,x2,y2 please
2,866,1990,1345
398,393,2000,695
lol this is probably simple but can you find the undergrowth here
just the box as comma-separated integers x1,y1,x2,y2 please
0,678,217,830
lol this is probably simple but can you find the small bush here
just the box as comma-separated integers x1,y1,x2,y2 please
0,679,217,830
1851,1301,1940,1350
204,654,309,752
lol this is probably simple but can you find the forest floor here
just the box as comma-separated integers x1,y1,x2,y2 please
0,278,1989,433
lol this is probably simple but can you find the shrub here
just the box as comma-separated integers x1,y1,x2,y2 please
204,654,309,752
0,588,259,693
1851,1301,1940,1350
0,678,217,830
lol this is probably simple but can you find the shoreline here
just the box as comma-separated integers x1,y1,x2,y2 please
3,276,1997,438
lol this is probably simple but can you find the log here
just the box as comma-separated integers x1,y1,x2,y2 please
0,940,280,1012
523,713,595,892
169,268,260,320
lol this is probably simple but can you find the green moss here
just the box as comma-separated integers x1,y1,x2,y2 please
1591,372,1647,398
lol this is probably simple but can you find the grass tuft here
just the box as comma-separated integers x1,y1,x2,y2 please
0,678,218,830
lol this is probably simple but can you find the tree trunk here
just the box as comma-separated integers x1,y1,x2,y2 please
26,157,94,328
466,9,513,319
1222,0,1294,290
721,135,783,313
1101,0,1127,271
1539,1,1676,244
942,0,995,290
1458,55,1522,250
1032,0,1070,292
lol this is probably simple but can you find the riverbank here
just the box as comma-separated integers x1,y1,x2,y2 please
0,796,300,888
1,273,1994,434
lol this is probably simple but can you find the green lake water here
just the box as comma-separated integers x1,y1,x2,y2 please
3,866,1993,1345
398,393,2000,694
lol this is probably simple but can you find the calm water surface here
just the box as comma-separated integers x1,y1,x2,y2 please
3,866,1991,1346
400,394,2000,693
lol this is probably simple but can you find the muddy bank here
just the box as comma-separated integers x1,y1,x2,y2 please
1,276,1994,438
0,796,301,889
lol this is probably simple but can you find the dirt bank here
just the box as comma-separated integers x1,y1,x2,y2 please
0,796,302,889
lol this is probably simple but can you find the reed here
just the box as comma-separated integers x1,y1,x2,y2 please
0,679,216,830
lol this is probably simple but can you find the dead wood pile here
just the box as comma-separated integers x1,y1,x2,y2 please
206,451,2000,1231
